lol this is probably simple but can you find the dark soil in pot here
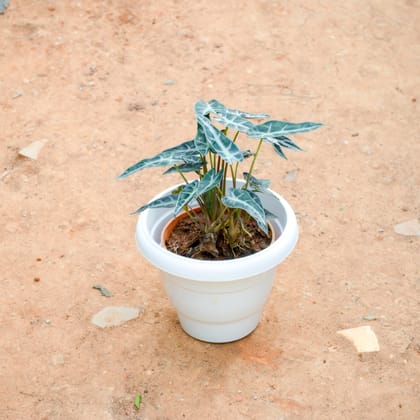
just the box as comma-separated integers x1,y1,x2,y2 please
164,210,274,260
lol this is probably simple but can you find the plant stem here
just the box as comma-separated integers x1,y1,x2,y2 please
232,130,239,143
209,151,216,169
244,138,263,188
210,206,230,232
226,131,240,188
216,155,222,173
222,162,229,194
174,165,190,184
229,164,236,188
201,155,208,175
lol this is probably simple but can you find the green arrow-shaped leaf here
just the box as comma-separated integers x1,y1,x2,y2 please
117,140,199,179
247,120,322,139
196,168,223,196
118,155,183,179
164,161,204,174
197,99,267,120
213,110,255,133
194,99,218,116
204,99,267,133
222,188,268,233
131,192,179,214
194,122,209,155
174,180,200,215
272,143,287,159
196,114,244,164
247,135,301,160
159,140,198,157
209,99,269,119
243,173,270,192
269,135,303,151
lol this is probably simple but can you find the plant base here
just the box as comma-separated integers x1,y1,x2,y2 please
163,207,273,260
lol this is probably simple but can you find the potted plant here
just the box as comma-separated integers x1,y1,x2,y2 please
118,99,322,343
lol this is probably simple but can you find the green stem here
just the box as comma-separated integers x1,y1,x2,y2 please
210,206,231,232
233,162,240,188
222,162,229,194
224,131,239,187
216,155,222,173
209,151,215,169
174,165,189,184
229,164,236,188
232,130,240,143
244,138,263,188
201,155,208,175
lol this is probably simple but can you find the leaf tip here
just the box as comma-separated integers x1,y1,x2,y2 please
130,206,144,215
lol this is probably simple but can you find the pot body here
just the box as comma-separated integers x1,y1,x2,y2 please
136,180,298,343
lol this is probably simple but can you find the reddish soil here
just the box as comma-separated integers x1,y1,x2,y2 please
165,210,272,259
1,1,419,419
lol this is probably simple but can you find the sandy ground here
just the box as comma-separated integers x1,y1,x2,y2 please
1,0,419,419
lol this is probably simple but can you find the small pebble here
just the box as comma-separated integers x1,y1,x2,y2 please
12,90,24,99
359,144,373,155
128,103,145,111
92,284,112,297
91,306,139,328
393,219,420,237
18,139,48,160
337,326,380,353
362,314,378,321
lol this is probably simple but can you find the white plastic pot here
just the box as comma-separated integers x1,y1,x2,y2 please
136,180,298,343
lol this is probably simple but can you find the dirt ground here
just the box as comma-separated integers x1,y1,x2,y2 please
1,0,419,419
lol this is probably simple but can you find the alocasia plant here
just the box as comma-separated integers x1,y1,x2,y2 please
118,99,322,258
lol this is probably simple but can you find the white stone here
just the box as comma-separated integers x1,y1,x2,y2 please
393,218,420,236
18,139,48,160
91,306,139,328
337,326,380,353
